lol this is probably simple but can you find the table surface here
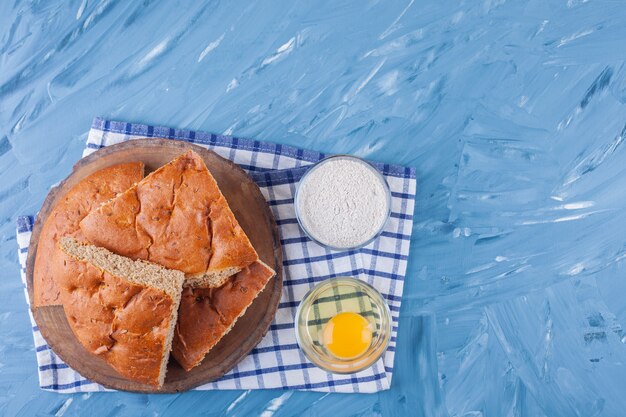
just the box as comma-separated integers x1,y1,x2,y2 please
2,1,626,416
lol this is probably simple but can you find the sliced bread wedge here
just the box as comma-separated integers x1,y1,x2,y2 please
79,150,258,288
172,260,275,371
59,237,184,387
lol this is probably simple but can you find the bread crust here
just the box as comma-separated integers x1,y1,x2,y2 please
79,150,258,285
33,162,145,307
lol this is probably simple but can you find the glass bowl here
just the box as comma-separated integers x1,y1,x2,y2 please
294,277,392,374
294,155,391,251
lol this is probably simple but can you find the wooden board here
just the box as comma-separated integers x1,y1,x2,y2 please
26,139,283,393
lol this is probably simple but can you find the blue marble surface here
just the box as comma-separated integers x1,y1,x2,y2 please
2,0,626,416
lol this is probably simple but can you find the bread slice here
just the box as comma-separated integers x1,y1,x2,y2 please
79,150,258,287
33,162,144,307
171,260,275,371
59,237,184,387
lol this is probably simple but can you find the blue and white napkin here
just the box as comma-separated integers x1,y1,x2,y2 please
16,117,416,393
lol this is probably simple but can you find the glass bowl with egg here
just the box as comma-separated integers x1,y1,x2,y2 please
294,277,392,374
294,155,391,251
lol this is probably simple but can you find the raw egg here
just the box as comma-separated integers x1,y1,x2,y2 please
322,312,373,359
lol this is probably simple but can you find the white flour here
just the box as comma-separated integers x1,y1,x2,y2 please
296,158,389,248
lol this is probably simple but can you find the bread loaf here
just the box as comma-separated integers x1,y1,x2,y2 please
172,261,275,371
59,237,184,387
79,150,258,287
33,162,144,307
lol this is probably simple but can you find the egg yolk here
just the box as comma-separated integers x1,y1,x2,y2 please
322,312,372,359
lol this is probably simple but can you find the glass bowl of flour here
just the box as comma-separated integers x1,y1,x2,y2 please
295,155,391,250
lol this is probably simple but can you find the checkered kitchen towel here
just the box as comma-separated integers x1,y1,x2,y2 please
16,117,416,393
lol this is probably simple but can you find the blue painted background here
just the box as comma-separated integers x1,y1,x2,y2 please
2,0,626,415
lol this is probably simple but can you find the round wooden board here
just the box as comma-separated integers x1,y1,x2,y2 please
26,139,283,393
